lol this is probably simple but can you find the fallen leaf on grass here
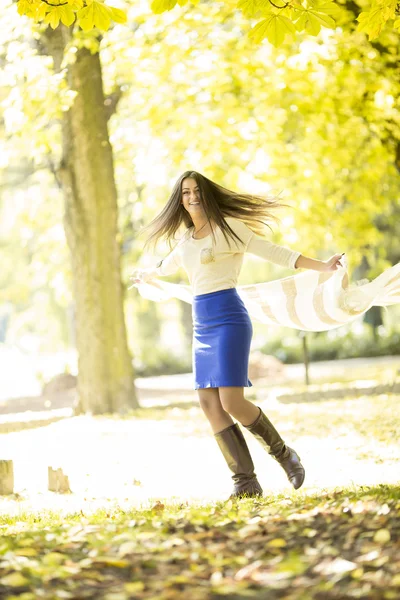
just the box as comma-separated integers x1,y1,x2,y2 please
373,528,391,543
234,560,263,581
92,557,131,568
124,581,145,593
313,557,357,575
0,572,30,587
267,538,287,548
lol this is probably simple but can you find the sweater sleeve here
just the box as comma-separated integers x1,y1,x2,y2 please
226,217,301,270
247,236,301,269
154,244,182,277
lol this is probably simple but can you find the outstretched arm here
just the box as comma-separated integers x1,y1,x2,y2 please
129,246,181,285
230,218,345,272
246,235,301,270
295,253,345,272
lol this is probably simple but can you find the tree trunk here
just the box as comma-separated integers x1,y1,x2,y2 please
42,25,138,414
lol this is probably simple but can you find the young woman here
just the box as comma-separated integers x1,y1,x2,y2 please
130,171,344,499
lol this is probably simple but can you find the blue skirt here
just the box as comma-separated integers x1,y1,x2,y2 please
192,287,253,389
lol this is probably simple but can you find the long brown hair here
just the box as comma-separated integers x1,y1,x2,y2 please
139,171,290,253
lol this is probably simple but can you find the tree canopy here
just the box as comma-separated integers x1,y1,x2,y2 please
16,0,400,46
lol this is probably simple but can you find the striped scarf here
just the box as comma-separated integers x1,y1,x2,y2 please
133,257,400,332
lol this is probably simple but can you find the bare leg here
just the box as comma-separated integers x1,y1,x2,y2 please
197,387,234,433
218,386,260,426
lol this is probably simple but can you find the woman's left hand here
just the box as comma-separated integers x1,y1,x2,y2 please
323,253,345,271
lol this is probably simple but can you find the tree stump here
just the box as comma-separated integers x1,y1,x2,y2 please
0,460,14,495
48,467,71,493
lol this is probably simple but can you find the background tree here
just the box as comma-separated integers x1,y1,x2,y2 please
38,24,137,414
2,0,400,403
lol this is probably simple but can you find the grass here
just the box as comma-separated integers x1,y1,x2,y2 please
0,484,399,599
0,388,399,598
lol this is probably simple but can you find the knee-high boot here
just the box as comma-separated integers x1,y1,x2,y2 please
214,422,263,499
243,406,305,490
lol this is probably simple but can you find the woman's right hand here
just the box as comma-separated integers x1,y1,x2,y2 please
129,268,153,285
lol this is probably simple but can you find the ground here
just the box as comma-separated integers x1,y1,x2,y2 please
0,357,399,598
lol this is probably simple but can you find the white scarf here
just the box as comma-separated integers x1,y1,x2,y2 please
132,256,400,332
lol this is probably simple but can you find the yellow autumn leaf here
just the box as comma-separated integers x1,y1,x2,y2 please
373,528,391,543
351,567,364,579
248,17,272,43
124,581,145,593
268,537,287,547
238,0,260,17
17,0,34,17
69,0,84,10
249,14,296,46
33,2,48,21
356,7,385,39
61,5,76,26
14,547,38,556
77,3,94,31
109,6,127,24
44,6,62,29
118,541,136,556
307,8,335,27
94,556,131,567
151,0,178,14
0,572,29,587
313,0,343,18
42,552,67,565
296,10,322,34
93,1,112,30
295,11,311,32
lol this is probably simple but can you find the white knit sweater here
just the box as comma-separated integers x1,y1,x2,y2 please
154,216,301,296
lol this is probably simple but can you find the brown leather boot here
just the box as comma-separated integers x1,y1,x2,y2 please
214,422,263,499
243,406,305,490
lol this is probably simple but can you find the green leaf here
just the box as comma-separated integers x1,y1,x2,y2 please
306,12,321,33
356,7,385,39
238,0,260,18
311,1,342,18
249,14,296,45
294,11,307,30
150,0,178,14
295,10,322,34
308,8,335,27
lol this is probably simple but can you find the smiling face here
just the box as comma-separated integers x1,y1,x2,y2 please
181,177,205,216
